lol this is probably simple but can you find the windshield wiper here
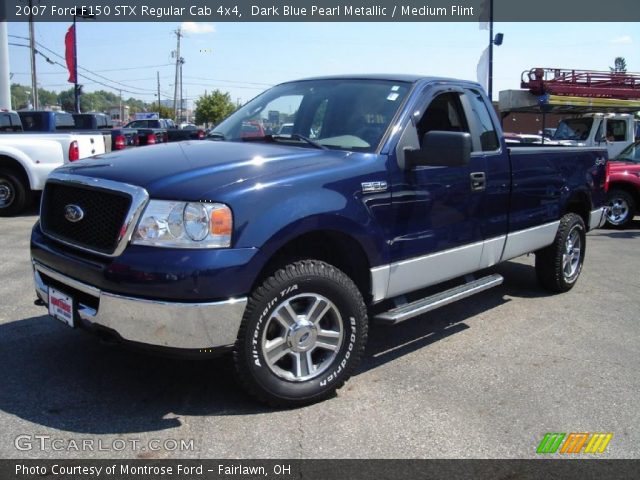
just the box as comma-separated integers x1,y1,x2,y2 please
242,134,327,150
275,133,327,150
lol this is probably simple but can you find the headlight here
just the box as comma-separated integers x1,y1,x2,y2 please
132,200,232,248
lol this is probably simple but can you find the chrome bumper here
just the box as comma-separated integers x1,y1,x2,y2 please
589,207,607,231
32,261,247,350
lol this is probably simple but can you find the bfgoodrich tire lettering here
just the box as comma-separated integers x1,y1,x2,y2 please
233,260,368,407
535,213,586,293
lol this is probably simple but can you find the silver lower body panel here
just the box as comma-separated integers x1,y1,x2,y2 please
589,207,607,230
32,260,247,350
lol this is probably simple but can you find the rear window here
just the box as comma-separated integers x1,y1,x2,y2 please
19,113,42,131
0,113,22,132
54,113,76,130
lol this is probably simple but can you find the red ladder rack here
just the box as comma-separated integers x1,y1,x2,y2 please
521,68,640,100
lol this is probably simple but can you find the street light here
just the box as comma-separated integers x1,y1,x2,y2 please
72,9,94,113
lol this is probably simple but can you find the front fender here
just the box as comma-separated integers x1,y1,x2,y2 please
231,188,386,268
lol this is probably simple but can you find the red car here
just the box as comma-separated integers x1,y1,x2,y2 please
606,139,640,228
240,121,265,138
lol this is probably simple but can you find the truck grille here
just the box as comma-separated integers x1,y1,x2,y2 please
40,182,132,255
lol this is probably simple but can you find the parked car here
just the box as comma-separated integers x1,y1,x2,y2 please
73,113,139,151
31,75,607,406
552,113,637,158
277,123,294,135
124,119,204,142
0,111,107,215
604,139,640,228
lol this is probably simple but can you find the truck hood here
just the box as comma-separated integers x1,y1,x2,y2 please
56,140,354,200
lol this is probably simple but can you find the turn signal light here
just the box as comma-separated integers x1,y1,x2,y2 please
211,207,232,236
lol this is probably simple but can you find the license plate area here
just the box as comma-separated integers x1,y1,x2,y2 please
48,287,75,328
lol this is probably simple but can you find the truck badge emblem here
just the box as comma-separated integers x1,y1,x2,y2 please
64,204,84,223
361,181,388,194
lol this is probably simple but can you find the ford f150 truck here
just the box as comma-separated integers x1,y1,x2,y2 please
31,75,608,406
1,112,107,216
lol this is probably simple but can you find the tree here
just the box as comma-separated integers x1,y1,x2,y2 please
610,57,627,73
156,105,174,120
194,90,236,127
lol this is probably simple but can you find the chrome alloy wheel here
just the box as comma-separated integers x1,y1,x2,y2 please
0,180,14,208
563,226,582,281
261,293,344,382
606,196,630,225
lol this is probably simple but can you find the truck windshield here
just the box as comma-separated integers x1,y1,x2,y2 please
616,140,640,163
553,118,594,141
211,79,411,152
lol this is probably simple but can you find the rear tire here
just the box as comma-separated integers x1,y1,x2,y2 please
605,189,636,229
535,213,586,293
233,260,368,407
0,170,31,217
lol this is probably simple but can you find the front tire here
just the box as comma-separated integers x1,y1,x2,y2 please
535,213,586,293
233,260,368,407
605,189,636,228
0,170,31,217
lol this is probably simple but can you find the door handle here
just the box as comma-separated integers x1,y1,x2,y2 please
470,172,486,192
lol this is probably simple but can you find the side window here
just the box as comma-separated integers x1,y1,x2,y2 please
465,89,499,152
606,120,627,142
416,92,469,146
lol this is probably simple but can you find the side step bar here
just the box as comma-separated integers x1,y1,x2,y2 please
374,274,504,325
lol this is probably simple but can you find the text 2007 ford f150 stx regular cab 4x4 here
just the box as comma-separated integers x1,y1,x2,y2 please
31,75,608,406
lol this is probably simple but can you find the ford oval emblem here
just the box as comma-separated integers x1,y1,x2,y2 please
64,204,84,223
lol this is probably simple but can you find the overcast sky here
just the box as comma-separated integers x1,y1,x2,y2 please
7,21,638,108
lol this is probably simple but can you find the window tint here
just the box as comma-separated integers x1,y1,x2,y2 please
606,120,627,142
417,92,469,145
0,113,21,132
465,89,499,151
55,113,76,130
19,113,42,131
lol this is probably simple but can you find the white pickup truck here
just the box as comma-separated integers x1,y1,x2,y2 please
550,113,636,158
0,111,106,216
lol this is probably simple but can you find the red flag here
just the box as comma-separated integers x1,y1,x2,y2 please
65,25,76,83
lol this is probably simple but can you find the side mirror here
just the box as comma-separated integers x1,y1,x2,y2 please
404,131,472,168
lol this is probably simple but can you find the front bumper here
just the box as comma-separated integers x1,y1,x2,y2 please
33,260,247,350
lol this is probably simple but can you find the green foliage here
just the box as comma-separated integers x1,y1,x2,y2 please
156,105,175,120
9,83,181,120
610,57,627,73
194,90,236,127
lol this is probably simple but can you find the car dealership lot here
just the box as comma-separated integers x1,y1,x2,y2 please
1,211,639,459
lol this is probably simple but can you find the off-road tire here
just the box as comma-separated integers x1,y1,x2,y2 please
535,213,586,293
233,260,368,407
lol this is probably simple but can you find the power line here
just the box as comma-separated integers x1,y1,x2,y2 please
10,34,165,96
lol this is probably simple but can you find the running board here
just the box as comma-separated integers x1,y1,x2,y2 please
374,274,504,325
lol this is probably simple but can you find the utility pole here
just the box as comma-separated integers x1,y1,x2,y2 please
28,0,39,109
487,0,494,101
118,89,122,125
156,71,161,112
172,28,182,120
179,59,184,122
0,2,11,109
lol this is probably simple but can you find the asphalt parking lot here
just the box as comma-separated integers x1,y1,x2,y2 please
1,209,639,459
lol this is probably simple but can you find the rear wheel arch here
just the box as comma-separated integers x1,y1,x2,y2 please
563,191,591,227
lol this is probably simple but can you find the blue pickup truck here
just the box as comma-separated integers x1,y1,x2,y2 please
31,75,608,406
